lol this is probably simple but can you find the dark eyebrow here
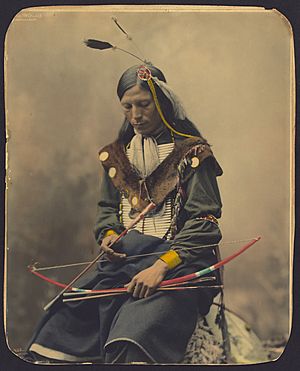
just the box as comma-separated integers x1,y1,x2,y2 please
121,98,151,106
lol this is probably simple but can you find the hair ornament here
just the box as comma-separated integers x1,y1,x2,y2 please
84,17,149,64
84,19,196,139
137,65,152,81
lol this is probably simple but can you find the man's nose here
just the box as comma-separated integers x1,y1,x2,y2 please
132,106,142,121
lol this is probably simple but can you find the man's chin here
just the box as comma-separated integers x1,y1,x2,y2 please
134,128,150,136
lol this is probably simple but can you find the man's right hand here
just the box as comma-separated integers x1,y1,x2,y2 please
100,234,127,262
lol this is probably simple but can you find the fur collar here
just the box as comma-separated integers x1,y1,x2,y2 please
98,137,221,212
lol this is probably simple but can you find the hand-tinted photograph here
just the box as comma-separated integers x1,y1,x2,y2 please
4,5,294,365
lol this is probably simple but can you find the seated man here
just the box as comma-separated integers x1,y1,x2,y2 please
27,64,223,364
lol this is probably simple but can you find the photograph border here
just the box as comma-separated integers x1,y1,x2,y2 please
1,0,299,370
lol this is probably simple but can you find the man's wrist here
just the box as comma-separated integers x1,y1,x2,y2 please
154,259,169,273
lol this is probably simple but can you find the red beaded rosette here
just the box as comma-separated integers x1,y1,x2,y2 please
137,65,152,81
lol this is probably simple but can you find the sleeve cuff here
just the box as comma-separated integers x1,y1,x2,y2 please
103,229,117,238
159,250,182,270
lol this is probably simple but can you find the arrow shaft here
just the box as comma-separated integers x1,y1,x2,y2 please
42,202,156,311
30,235,261,306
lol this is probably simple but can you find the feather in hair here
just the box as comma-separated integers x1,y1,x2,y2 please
84,38,146,63
84,39,114,50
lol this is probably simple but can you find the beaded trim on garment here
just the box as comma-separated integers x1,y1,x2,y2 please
121,142,174,239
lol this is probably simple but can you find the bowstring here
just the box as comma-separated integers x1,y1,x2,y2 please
31,237,255,272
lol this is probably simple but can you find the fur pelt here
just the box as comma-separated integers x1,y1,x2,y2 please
98,137,219,212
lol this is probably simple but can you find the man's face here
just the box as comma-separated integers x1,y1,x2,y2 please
120,84,163,137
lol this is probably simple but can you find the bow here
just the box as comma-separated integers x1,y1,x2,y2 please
29,237,261,303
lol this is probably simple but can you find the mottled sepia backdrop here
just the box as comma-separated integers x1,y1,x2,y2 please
5,6,293,354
